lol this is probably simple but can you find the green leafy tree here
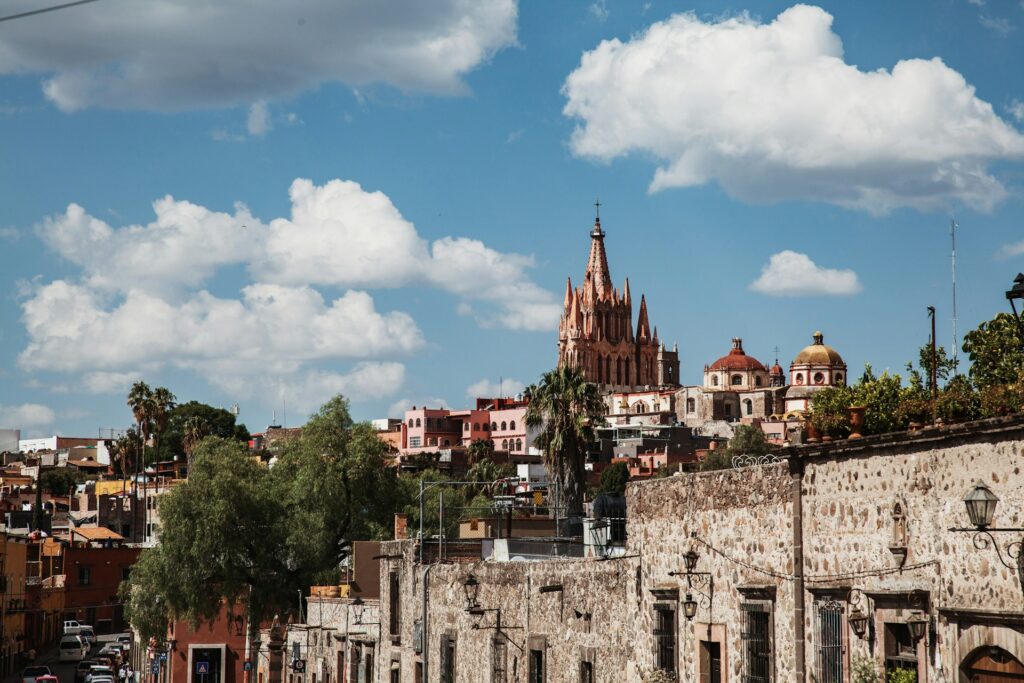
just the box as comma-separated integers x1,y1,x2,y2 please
120,395,401,643
852,368,905,435
40,468,89,497
906,343,958,389
725,425,772,457
466,458,515,497
979,374,1024,417
934,374,982,423
698,447,733,472
157,401,250,461
121,436,286,641
466,438,495,467
272,396,401,581
598,461,630,496
525,365,605,522
962,312,1024,390
810,385,855,437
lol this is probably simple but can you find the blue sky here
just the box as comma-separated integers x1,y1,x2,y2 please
2,0,1024,437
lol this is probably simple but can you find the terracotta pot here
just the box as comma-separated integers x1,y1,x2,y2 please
848,406,866,439
805,421,821,443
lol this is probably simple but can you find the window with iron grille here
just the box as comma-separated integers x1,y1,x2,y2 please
440,634,456,683
653,604,676,675
815,600,844,683
528,649,544,683
492,636,507,683
741,602,772,683
389,572,401,638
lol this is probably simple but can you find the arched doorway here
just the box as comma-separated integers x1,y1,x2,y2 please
962,647,1024,682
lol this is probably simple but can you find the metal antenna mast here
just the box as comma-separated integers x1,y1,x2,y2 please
951,219,959,371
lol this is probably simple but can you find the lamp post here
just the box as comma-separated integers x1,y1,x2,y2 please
948,482,1024,596
1006,273,1024,351
669,545,714,624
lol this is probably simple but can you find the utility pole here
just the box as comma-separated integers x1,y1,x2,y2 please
951,219,959,371
927,306,938,400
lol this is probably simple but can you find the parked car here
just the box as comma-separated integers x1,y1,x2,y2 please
74,661,97,683
97,647,121,667
88,676,113,683
63,621,88,635
59,636,88,662
22,666,52,683
78,627,96,646
85,666,113,683
115,636,131,651
35,675,59,683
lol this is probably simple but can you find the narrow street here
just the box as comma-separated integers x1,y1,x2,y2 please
9,635,132,683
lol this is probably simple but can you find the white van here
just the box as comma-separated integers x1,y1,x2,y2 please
59,635,88,662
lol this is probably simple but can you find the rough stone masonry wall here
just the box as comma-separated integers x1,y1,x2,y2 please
377,539,640,683
628,463,796,683
800,424,1024,680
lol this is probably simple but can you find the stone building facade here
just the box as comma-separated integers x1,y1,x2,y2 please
676,338,787,428
370,414,1024,682
558,215,679,392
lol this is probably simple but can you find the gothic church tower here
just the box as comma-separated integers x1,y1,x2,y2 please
557,213,679,391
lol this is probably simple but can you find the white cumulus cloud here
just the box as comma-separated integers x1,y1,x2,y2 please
258,179,561,330
562,5,1024,214
0,403,56,431
749,251,862,297
0,0,519,111
37,199,262,297
466,377,526,399
18,280,423,399
36,178,559,330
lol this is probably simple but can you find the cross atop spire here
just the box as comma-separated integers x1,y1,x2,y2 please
595,198,601,219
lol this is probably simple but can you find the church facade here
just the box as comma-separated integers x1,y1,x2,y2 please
557,215,679,392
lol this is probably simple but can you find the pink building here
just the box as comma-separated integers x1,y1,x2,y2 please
399,397,535,456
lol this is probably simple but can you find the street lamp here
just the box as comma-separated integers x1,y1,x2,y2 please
964,482,999,529
949,482,1024,596
462,574,480,610
682,594,697,621
907,613,928,643
669,538,714,622
1006,273,1024,349
848,609,869,640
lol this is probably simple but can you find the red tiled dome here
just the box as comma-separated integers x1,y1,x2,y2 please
708,338,767,372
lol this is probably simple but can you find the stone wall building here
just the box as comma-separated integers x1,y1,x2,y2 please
371,414,1024,682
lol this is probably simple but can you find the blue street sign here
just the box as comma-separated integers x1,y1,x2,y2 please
195,662,210,675
151,665,159,675
243,662,252,672
159,654,167,663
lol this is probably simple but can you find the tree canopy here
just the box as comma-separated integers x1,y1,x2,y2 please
524,365,605,521
962,312,1024,390
156,400,250,461
120,395,399,641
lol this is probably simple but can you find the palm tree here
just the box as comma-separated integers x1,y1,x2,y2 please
182,415,209,473
109,432,137,534
127,381,153,542
524,365,605,529
150,386,177,459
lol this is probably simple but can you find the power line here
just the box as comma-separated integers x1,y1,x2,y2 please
0,0,102,24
